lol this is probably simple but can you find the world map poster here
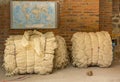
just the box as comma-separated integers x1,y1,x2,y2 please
11,1,57,29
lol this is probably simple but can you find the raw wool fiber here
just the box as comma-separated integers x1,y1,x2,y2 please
3,30,57,76
71,32,88,68
3,35,23,76
101,31,113,67
89,32,99,66
71,31,113,68
54,35,69,69
34,32,57,74
4,36,17,76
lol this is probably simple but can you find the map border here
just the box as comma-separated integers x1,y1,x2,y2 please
10,1,58,29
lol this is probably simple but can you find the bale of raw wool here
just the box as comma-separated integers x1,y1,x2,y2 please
54,35,69,69
71,31,113,68
3,30,57,76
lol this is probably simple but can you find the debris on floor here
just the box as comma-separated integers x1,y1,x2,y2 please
86,70,93,76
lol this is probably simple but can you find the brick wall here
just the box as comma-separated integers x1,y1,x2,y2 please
0,0,112,63
99,0,112,33
113,0,119,15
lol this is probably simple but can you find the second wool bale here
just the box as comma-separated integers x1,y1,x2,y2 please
71,31,113,68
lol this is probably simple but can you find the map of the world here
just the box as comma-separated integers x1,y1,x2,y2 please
11,1,57,29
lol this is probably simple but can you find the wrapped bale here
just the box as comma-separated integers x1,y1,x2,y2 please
54,36,69,69
71,31,113,68
3,30,57,76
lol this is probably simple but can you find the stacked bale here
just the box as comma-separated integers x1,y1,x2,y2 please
71,31,113,68
3,30,69,76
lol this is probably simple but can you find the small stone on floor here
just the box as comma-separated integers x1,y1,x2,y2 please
86,71,93,76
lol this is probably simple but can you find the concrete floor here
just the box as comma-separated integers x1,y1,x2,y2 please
0,62,120,82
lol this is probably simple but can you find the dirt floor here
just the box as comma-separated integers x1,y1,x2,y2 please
0,62,120,82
